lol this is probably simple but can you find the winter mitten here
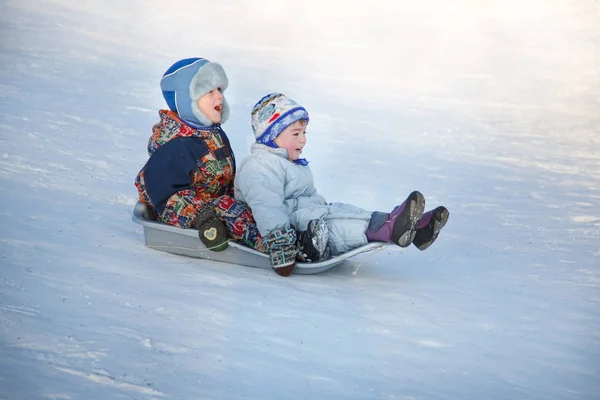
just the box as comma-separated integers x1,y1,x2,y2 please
196,205,229,252
412,206,449,250
296,219,332,262
264,227,297,277
365,191,425,247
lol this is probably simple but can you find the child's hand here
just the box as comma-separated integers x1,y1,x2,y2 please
264,227,297,276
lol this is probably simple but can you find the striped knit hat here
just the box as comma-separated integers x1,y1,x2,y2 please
251,93,309,146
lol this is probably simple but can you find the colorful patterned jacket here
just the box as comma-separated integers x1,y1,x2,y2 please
135,109,235,218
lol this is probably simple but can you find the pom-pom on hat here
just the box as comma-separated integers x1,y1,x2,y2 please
251,93,309,146
160,57,230,127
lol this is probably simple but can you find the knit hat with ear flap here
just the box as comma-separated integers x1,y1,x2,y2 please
160,57,230,127
251,93,309,146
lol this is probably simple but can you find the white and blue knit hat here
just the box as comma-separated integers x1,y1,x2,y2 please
251,93,309,146
160,57,230,127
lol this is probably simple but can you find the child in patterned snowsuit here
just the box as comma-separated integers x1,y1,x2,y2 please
135,58,263,252
234,93,449,276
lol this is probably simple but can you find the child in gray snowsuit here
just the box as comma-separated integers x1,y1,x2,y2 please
234,93,449,276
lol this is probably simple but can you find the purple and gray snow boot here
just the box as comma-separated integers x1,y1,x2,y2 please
366,191,425,247
412,206,449,251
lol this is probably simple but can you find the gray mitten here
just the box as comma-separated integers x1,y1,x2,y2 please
264,227,297,277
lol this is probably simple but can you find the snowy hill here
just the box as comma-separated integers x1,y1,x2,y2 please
1,0,599,399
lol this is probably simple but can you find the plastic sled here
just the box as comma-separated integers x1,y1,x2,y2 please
132,201,386,274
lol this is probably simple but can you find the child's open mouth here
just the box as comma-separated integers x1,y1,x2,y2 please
214,105,222,112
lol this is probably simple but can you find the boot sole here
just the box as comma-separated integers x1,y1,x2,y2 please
415,207,449,251
393,191,425,247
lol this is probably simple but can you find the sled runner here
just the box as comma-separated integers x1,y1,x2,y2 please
132,201,386,274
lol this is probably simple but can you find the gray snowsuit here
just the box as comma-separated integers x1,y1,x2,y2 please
234,144,373,255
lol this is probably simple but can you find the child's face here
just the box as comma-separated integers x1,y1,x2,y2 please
197,88,224,124
274,120,307,161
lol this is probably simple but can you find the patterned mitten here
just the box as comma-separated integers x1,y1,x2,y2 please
196,206,229,252
264,227,297,277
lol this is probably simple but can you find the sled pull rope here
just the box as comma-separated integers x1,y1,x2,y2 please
352,245,387,276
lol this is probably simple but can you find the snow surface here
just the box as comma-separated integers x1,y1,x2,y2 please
1,0,599,399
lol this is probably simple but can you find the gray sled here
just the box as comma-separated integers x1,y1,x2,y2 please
132,201,386,274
